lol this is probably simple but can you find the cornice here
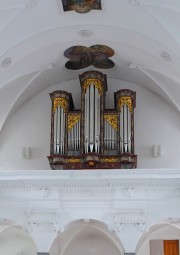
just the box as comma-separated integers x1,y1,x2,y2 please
0,169,180,190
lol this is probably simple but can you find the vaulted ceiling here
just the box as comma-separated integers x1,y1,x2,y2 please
0,0,180,131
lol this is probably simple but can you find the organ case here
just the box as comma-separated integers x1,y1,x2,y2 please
48,71,137,169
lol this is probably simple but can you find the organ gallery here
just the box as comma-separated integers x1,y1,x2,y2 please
48,71,137,169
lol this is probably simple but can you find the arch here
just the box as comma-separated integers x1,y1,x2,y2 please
135,218,180,255
0,218,37,255
49,219,124,255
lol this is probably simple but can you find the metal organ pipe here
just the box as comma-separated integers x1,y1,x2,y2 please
84,87,89,153
53,104,65,155
120,104,132,154
111,123,114,150
95,87,100,153
75,122,77,150
73,124,75,150
78,120,80,149
120,111,122,153
107,124,109,150
87,86,90,153
97,96,100,153
84,83,100,153
89,84,94,152
124,105,128,153
57,106,60,154
60,107,64,154
54,107,57,154
104,117,117,151
68,126,71,150
49,76,137,170
110,122,112,150
105,120,107,149
128,108,131,153
95,87,98,153
68,117,81,152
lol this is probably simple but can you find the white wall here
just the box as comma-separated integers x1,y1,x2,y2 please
150,240,163,255
0,170,180,254
0,78,180,170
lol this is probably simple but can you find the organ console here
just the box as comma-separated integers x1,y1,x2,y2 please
48,71,137,170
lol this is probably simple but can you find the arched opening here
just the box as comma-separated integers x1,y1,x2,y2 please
136,219,180,255
0,219,37,255
49,219,124,255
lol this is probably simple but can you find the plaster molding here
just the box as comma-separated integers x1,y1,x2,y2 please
103,208,147,233
0,170,180,191
0,170,180,253
25,211,70,233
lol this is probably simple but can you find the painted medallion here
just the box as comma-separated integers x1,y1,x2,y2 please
64,45,115,70
62,0,102,13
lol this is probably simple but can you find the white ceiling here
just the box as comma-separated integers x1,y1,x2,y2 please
0,0,180,131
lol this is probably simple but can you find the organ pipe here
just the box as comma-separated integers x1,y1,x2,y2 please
48,71,137,170
84,81,101,153
115,92,136,155
104,115,117,151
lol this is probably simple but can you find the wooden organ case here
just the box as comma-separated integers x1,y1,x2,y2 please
48,71,137,170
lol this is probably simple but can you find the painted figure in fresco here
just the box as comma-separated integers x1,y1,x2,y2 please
62,0,102,13
64,45,115,70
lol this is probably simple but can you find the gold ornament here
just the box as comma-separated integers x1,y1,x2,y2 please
118,96,132,112
83,78,102,94
104,114,117,130
53,98,68,113
101,158,118,163
68,115,81,130
68,158,81,163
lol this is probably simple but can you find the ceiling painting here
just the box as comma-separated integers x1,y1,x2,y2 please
64,45,115,70
62,0,102,13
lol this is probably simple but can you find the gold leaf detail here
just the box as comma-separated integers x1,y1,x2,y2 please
102,158,118,163
68,158,81,163
53,98,68,113
104,114,117,130
68,115,81,130
83,78,102,94
118,96,132,112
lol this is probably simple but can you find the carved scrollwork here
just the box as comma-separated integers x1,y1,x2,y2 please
53,98,68,113
83,78,103,94
118,96,132,112
68,115,81,130
104,114,117,130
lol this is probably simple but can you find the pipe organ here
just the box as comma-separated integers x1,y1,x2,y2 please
48,71,137,170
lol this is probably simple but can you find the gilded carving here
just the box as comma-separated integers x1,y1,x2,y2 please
53,98,68,113
68,115,81,130
104,114,117,130
101,158,118,163
83,78,102,94
67,158,81,163
118,96,132,112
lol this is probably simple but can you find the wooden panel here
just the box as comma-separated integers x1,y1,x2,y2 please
164,240,179,255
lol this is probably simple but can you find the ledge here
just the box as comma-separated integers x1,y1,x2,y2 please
0,169,179,189
0,169,180,179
